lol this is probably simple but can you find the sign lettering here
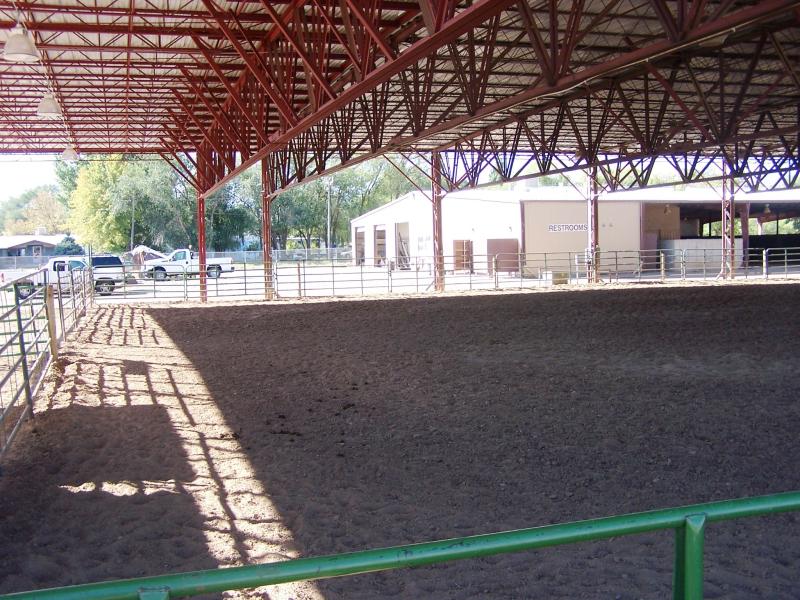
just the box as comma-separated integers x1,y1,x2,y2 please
547,223,588,233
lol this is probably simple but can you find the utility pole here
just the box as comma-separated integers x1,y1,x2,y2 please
129,196,136,251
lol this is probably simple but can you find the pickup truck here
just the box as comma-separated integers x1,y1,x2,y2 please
143,249,234,280
17,255,129,298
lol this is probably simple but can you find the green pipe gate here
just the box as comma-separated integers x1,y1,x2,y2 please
2,491,798,600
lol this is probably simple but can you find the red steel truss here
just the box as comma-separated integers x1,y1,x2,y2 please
0,0,796,192
1,0,799,286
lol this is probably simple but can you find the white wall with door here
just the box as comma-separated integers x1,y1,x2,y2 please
351,190,522,270
351,192,433,267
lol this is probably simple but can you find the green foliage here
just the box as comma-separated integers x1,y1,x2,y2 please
54,159,83,206
0,185,62,234
112,158,196,250
225,155,428,250
268,155,429,248
52,235,84,256
68,159,129,251
67,156,196,252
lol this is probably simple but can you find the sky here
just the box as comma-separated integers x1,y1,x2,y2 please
0,155,59,204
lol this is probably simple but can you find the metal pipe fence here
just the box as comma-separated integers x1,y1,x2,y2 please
1,490,798,600
0,268,92,463
89,246,800,304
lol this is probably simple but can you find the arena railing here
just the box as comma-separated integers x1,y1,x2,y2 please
0,268,92,463
763,247,800,279
92,246,800,303
1,491,798,600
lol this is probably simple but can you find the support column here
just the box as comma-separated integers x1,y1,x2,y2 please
261,158,274,300
432,152,445,292
721,167,735,279
198,192,208,302
587,166,600,283
196,143,210,303
740,203,750,269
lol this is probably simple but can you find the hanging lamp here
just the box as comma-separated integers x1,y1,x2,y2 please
2,23,40,62
37,93,61,118
61,144,79,161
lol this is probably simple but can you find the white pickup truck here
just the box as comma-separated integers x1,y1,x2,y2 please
143,249,234,280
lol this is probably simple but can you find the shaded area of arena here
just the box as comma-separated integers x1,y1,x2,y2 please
1,284,799,599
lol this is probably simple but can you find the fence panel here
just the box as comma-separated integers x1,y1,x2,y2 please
1,491,797,600
0,269,92,461
82,246,800,305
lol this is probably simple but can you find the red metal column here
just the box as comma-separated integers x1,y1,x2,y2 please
261,158,274,300
198,192,208,302
721,166,735,279
587,166,600,283
432,152,445,292
196,146,209,302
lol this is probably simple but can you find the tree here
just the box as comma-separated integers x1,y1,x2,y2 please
111,158,196,250
52,235,84,255
0,185,62,234
54,158,83,206
68,159,129,251
263,156,430,249
19,188,68,233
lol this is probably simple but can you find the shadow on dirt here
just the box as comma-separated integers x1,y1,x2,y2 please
144,284,800,599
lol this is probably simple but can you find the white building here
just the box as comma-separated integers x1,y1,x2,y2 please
350,189,522,271
350,185,800,270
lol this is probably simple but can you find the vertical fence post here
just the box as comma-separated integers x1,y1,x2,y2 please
763,249,768,280
660,252,666,282
332,259,336,296
56,274,65,336
681,514,706,600
13,285,34,418
567,252,572,285
44,285,58,362
681,250,686,280
493,256,499,289
784,249,788,279
296,262,302,299
272,259,279,299
702,249,707,280
361,262,365,295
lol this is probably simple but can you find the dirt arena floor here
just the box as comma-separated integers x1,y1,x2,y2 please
1,282,799,599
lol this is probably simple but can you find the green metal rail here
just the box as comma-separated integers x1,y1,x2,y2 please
3,491,799,600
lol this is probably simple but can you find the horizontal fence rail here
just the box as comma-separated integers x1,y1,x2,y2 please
2,491,798,600
2,247,798,305
0,268,91,462
83,246,800,303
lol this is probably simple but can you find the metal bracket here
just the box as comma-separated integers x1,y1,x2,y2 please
138,587,170,600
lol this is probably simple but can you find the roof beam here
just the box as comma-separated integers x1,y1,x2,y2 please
198,0,298,125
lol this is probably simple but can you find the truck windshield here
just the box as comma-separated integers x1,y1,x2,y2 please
91,256,123,267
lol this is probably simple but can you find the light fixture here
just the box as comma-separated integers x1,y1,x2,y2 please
61,144,78,161
37,93,62,118
764,204,771,215
698,31,730,49
664,204,672,215
2,23,40,63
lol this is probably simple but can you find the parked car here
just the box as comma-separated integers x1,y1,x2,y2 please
16,255,128,298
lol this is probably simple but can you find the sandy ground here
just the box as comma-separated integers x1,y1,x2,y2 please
1,283,799,599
